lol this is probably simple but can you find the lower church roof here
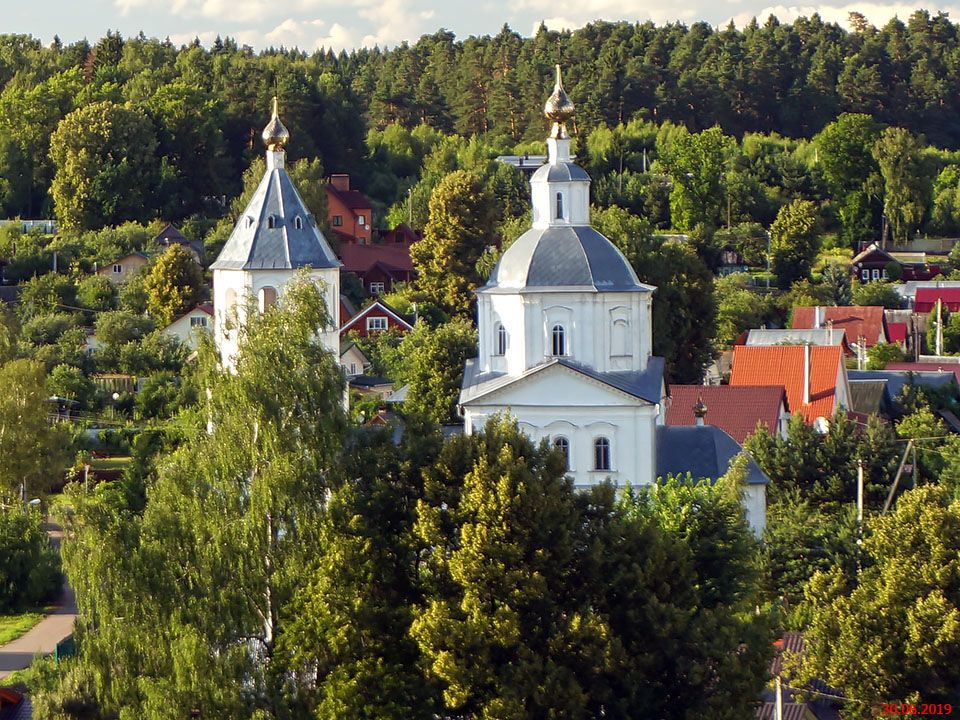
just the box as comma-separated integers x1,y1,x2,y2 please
459,356,664,406
656,425,769,486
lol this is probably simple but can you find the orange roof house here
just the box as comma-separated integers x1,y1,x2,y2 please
730,345,850,424
666,385,789,442
791,305,888,349
326,174,372,245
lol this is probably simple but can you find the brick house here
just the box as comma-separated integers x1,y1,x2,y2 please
326,174,372,244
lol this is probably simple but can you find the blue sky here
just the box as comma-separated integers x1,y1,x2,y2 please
9,0,960,52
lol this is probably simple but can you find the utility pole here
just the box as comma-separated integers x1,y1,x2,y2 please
937,298,944,356
883,439,913,514
775,676,783,720
856,458,864,574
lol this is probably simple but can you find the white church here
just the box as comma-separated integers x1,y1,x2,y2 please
459,68,768,532
210,99,341,369
208,91,767,533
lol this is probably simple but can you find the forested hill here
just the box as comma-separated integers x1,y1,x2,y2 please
1,11,959,221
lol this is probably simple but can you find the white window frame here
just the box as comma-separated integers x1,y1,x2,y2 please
551,324,566,357
861,269,870,281
113,264,122,273
594,437,611,471
332,215,343,227
366,316,388,332
190,316,208,328
872,268,880,280
357,214,366,226
553,436,570,470
495,323,507,356
369,281,385,294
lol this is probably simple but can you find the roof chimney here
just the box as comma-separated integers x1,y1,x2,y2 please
814,305,823,327
693,393,708,426
803,344,811,406
330,174,350,192
826,319,833,345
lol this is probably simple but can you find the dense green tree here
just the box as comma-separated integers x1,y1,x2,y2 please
410,170,496,315
284,427,437,719
0,508,61,612
46,363,95,409
801,486,960,717
0,359,71,502
866,341,907,369
411,416,599,718
873,127,930,243
392,318,477,425
142,245,204,325
49,101,159,232
47,279,347,718
852,279,903,308
769,199,820,288
660,126,735,230
814,113,881,246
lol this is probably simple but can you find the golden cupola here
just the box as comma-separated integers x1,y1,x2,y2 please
262,96,290,151
543,64,575,139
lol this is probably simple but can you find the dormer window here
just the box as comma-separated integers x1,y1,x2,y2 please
556,192,564,220
294,216,303,229
267,215,278,229
245,216,255,228
551,324,566,357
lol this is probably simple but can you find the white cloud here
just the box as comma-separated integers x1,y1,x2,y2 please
729,1,960,27
262,17,359,51
520,0,697,32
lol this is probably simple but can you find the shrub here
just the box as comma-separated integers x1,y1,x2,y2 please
0,509,61,612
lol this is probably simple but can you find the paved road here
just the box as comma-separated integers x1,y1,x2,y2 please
0,522,77,680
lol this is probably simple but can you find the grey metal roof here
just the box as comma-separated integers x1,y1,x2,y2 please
746,328,847,346
210,165,340,271
848,379,890,415
531,161,590,183
483,226,653,293
655,425,769,485
459,356,664,405
848,369,957,399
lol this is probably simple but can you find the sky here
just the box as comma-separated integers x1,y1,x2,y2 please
8,0,960,53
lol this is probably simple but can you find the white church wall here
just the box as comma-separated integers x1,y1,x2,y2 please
464,397,659,489
214,267,339,369
741,484,767,536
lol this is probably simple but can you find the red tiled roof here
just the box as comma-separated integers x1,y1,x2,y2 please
887,322,907,343
792,306,887,347
666,385,786,443
915,287,960,313
731,345,844,423
326,184,371,211
194,302,214,316
339,243,414,274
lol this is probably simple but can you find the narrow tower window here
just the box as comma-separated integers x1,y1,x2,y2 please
594,437,611,471
267,215,277,229
294,216,303,229
551,324,566,356
556,192,564,219
259,286,278,312
495,323,507,356
554,436,570,470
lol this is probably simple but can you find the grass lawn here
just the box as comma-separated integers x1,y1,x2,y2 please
0,611,45,645
90,456,131,471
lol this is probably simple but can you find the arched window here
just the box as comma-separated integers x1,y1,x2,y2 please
551,324,566,356
267,215,278,229
259,286,278,313
294,215,303,229
553,436,570,470
245,216,255,228
594,437,611,471
495,323,507,356
556,192,564,220
224,289,237,314
611,318,630,356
